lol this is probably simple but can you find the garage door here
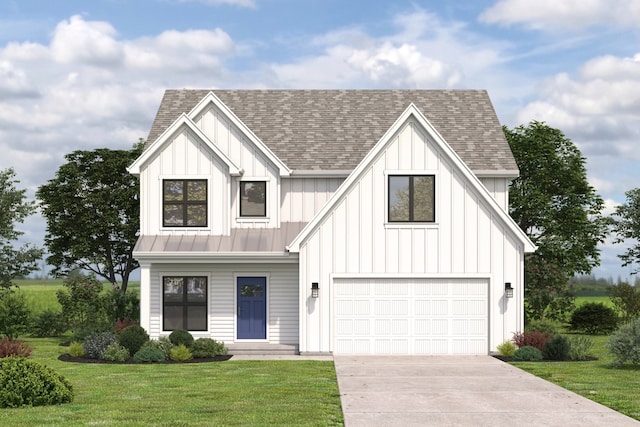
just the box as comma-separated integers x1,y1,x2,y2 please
333,278,488,355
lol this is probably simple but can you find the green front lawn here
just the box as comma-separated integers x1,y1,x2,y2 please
512,334,640,421
1,338,343,426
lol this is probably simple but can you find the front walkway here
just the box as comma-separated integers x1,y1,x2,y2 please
334,355,640,427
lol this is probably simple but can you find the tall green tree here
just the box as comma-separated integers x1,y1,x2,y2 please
611,188,640,274
505,122,608,320
37,142,144,295
0,168,43,290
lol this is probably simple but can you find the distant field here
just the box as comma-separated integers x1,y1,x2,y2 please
13,279,140,314
574,295,613,307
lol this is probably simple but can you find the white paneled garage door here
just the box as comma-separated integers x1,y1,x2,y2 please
333,278,488,355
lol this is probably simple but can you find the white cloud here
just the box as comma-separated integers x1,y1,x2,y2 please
177,0,256,8
480,0,640,30
50,15,124,65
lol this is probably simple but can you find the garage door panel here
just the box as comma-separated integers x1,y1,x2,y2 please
334,278,488,355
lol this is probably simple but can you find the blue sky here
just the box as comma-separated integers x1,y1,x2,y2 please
1,0,639,280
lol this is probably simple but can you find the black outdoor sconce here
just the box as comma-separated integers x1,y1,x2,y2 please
505,282,514,298
311,282,319,298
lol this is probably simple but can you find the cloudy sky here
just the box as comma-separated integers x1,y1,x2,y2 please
1,0,639,280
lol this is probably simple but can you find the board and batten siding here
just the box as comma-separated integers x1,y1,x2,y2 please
480,177,510,212
142,263,299,344
298,118,525,354
280,178,344,222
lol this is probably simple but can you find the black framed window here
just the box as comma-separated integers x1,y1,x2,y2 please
388,175,435,222
163,276,207,331
240,181,266,217
163,180,207,227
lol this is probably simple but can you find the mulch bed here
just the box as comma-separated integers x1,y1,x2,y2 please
492,354,597,362
58,354,233,364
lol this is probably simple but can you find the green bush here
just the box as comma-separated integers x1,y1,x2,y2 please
31,309,68,338
0,357,73,408
118,325,149,356
102,343,129,362
169,329,194,348
57,274,111,340
512,345,543,361
0,336,32,358
568,336,593,361
192,338,228,358
133,345,166,363
570,302,618,334
169,344,193,362
608,318,640,368
525,318,561,335
146,337,174,359
542,335,570,361
607,282,640,323
106,289,140,324
68,342,84,357
0,291,32,339
83,331,118,359
496,340,516,357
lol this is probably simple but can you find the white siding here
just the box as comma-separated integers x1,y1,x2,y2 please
299,118,525,354
145,263,299,345
480,177,510,211
280,178,343,222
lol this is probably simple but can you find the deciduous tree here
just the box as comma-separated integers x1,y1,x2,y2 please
611,188,640,274
37,142,144,294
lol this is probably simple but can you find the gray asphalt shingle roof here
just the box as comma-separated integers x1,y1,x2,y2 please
146,89,517,173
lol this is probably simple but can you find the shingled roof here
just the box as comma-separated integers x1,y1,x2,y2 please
146,89,517,174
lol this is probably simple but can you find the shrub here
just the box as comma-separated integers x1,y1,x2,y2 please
607,318,640,368
169,344,193,362
607,282,640,323
102,343,129,362
133,345,166,363
31,309,67,338
57,274,111,340
118,325,149,356
68,342,84,357
0,291,32,339
542,335,570,361
146,337,174,359
169,329,194,348
0,357,73,408
570,302,618,334
525,318,561,335
115,317,137,333
512,330,553,351
512,345,543,361
192,338,228,358
83,332,118,359
568,336,593,361
106,289,140,324
0,336,32,358
496,340,516,357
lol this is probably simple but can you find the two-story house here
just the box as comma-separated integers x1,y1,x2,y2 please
128,90,536,355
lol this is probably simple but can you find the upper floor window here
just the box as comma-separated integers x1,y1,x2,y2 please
388,175,435,222
163,179,207,227
240,181,266,217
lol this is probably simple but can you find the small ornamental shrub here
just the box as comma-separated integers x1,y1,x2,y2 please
133,345,166,363
169,329,194,348
542,335,570,361
525,319,561,335
570,303,618,335
102,343,129,362
83,332,118,359
0,357,73,408
568,336,593,361
31,309,68,338
512,345,543,361
118,325,149,356
607,318,640,368
192,338,228,358
146,337,174,359
0,291,32,339
169,344,193,362
496,340,517,358
68,342,84,357
512,330,553,351
0,337,32,358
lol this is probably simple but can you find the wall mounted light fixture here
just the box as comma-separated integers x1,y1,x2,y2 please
505,282,514,298
311,282,319,298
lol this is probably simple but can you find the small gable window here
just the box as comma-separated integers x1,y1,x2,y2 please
240,181,266,217
163,276,207,331
163,179,207,227
388,175,435,222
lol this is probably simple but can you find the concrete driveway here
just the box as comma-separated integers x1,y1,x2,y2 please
334,355,640,427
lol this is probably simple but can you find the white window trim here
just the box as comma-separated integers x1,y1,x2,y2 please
159,175,212,231
237,177,270,221
384,170,439,227
159,272,211,334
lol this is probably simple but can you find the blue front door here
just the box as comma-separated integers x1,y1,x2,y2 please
237,277,267,339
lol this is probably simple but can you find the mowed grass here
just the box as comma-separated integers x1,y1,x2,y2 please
574,295,613,307
0,338,344,427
